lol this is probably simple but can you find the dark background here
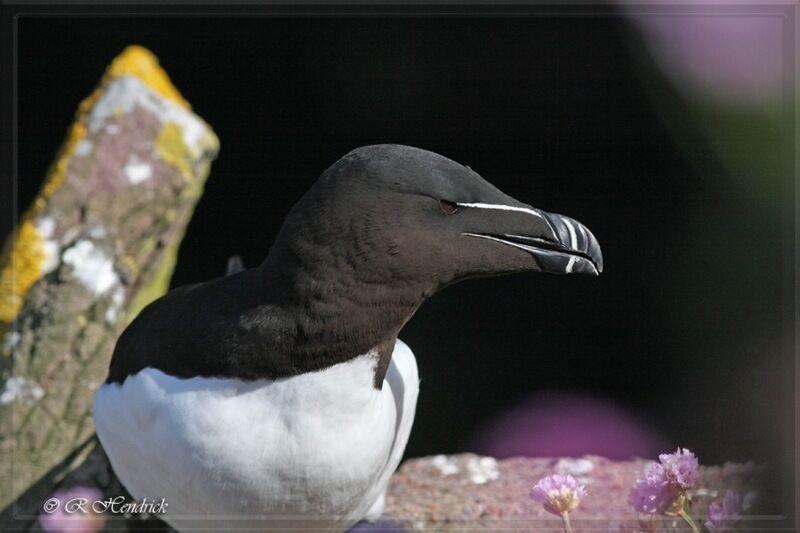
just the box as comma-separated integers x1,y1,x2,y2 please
9,7,795,512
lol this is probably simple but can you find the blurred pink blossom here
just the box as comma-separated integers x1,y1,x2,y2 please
471,391,667,460
39,486,105,533
625,9,784,106
705,490,743,532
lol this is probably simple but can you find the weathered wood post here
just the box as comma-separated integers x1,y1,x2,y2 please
0,45,218,529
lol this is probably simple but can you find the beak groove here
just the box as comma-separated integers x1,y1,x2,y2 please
540,211,603,274
463,212,603,276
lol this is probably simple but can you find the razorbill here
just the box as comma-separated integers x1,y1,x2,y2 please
93,144,603,531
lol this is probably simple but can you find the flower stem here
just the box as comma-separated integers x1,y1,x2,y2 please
678,508,700,533
560,511,574,533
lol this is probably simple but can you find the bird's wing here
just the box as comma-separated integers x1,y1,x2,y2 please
105,269,282,384
385,338,419,462
366,338,419,519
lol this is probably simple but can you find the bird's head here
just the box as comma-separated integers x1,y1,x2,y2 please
269,144,602,300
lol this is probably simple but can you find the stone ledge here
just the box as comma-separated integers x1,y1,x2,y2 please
379,454,764,531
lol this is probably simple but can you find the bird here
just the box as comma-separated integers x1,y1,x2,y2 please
93,144,603,532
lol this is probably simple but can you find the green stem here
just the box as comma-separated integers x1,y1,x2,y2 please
560,511,574,533
678,508,700,533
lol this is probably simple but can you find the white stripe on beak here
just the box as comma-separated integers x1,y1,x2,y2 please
563,218,578,250
455,202,545,220
577,223,587,246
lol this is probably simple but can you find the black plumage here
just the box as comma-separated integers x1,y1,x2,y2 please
106,145,602,387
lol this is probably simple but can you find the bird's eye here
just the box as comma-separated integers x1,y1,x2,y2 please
438,199,459,215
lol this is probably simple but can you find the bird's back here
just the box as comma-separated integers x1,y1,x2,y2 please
106,268,298,384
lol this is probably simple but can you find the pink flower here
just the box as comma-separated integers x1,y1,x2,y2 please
39,486,105,533
629,448,698,515
530,474,587,516
658,448,699,489
629,471,681,514
705,490,742,532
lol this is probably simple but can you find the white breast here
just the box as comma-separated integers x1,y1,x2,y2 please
93,340,419,532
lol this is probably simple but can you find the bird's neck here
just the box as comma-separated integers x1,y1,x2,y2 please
256,241,431,386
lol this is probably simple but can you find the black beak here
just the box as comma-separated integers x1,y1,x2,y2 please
461,205,603,275
506,211,602,274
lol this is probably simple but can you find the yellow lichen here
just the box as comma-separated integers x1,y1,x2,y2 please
39,46,186,205
0,45,191,325
0,220,47,323
155,122,193,180
117,255,138,280
105,45,189,109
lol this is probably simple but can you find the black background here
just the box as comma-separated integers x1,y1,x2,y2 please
8,5,795,509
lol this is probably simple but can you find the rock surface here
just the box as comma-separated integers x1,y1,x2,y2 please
379,454,764,531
